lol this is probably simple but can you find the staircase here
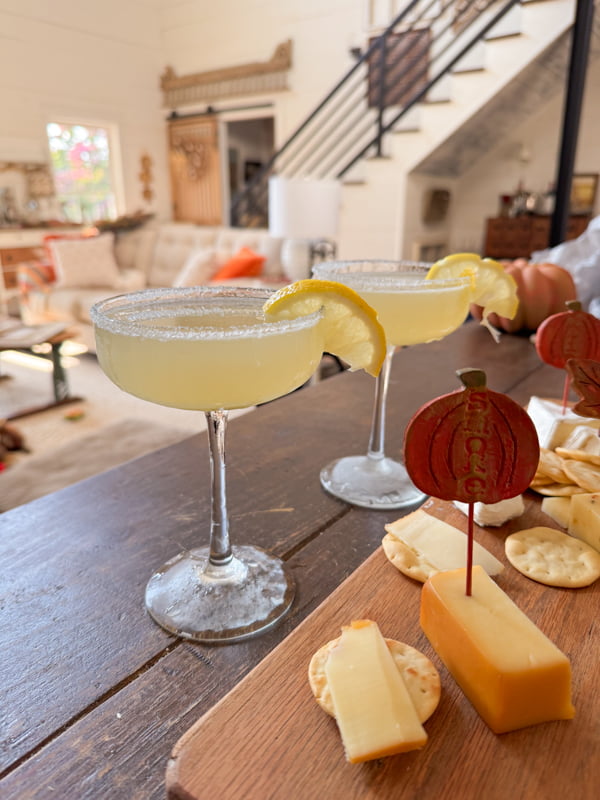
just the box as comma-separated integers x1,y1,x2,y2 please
232,0,598,259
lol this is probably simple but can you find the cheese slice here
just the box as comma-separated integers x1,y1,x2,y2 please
325,620,427,762
569,492,600,552
420,566,575,734
526,396,600,449
541,496,571,529
385,509,504,576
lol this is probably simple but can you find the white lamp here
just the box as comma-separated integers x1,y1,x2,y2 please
268,176,341,280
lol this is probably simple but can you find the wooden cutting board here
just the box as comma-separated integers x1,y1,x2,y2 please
166,496,599,800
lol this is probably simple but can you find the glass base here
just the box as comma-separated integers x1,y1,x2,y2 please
145,545,295,643
320,455,427,510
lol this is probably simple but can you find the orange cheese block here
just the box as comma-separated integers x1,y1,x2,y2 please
420,566,575,734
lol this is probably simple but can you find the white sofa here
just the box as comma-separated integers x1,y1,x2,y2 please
25,222,292,349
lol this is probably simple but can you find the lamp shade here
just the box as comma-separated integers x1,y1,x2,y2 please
268,176,340,239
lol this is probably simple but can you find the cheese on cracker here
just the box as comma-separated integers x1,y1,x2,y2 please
325,620,427,763
383,509,503,583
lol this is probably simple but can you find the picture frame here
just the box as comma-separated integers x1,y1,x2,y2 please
570,173,598,215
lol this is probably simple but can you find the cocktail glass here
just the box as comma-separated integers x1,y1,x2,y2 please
312,261,472,509
91,286,325,643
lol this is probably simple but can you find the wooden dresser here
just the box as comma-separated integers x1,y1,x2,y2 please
484,215,590,259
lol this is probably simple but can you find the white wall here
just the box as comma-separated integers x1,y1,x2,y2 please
0,0,170,219
158,0,365,142
0,0,597,261
448,55,600,255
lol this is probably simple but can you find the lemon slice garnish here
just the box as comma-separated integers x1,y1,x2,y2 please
263,279,386,377
426,253,518,339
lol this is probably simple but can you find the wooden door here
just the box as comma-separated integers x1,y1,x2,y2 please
168,115,222,224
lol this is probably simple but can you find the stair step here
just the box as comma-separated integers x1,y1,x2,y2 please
485,3,523,39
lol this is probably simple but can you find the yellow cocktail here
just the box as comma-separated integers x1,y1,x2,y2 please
312,261,472,509
94,300,324,411
91,286,325,643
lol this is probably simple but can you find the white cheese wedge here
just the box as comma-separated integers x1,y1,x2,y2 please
568,492,600,552
325,620,427,763
541,496,571,529
453,496,524,527
385,509,504,576
526,396,600,449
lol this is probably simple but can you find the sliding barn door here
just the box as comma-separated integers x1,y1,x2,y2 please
168,115,223,224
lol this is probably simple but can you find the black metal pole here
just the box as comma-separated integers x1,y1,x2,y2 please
550,0,595,247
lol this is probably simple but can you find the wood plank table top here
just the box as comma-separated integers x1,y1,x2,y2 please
1,321,594,799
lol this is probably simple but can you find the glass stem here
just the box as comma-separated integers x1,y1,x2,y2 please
367,345,395,460
206,410,233,568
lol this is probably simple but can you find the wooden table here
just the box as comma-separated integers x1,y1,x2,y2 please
0,322,596,799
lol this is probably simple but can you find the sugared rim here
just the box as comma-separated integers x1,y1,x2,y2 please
312,260,471,290
90,285,324,341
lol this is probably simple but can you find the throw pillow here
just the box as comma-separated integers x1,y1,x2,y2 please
211,247,266,282
173,248,218,287
49,232,121,289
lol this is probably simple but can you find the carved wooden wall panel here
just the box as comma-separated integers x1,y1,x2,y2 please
168,115,222,225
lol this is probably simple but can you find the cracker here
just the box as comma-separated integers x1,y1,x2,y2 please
531,482,587,496
562,459,600,492
505,526,600,588
538,448,572,483
555,448,600,468
308,636,440,721
382,532,432,582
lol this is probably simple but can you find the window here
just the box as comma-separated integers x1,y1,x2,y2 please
46,121,121,224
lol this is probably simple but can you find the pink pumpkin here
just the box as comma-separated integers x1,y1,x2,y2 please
471,260,577,333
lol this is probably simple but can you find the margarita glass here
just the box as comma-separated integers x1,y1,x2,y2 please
312,261,472,509
91,286,325,643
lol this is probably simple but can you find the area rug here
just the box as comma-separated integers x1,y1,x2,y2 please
0,417,192,512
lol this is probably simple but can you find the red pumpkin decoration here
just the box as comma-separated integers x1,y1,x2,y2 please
565,358,600,420
535,301,600,368
404,368,540,504
470,260,576,333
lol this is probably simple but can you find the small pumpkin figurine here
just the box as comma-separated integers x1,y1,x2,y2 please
536,301,600,368
404,369,539,594
536,301,600,410
404,368,539,504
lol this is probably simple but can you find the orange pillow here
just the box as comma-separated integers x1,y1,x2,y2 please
211,247,266,281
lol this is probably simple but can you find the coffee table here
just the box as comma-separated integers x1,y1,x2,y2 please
0,318,83,418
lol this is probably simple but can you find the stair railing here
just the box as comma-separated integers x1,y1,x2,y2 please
231,0,523,226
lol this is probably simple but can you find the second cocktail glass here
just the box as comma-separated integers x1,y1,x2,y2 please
312,261,472,510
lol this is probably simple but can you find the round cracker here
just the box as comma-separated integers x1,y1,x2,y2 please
505,526,600,588
562,459,600,493
308,636,440,722
382,532,432,582
556,448,600,468
538,448,572,484
531,482,587,496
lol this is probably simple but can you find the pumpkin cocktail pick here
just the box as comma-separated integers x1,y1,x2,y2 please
535,300,600,413
404,368,539,595
565,358,600,426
